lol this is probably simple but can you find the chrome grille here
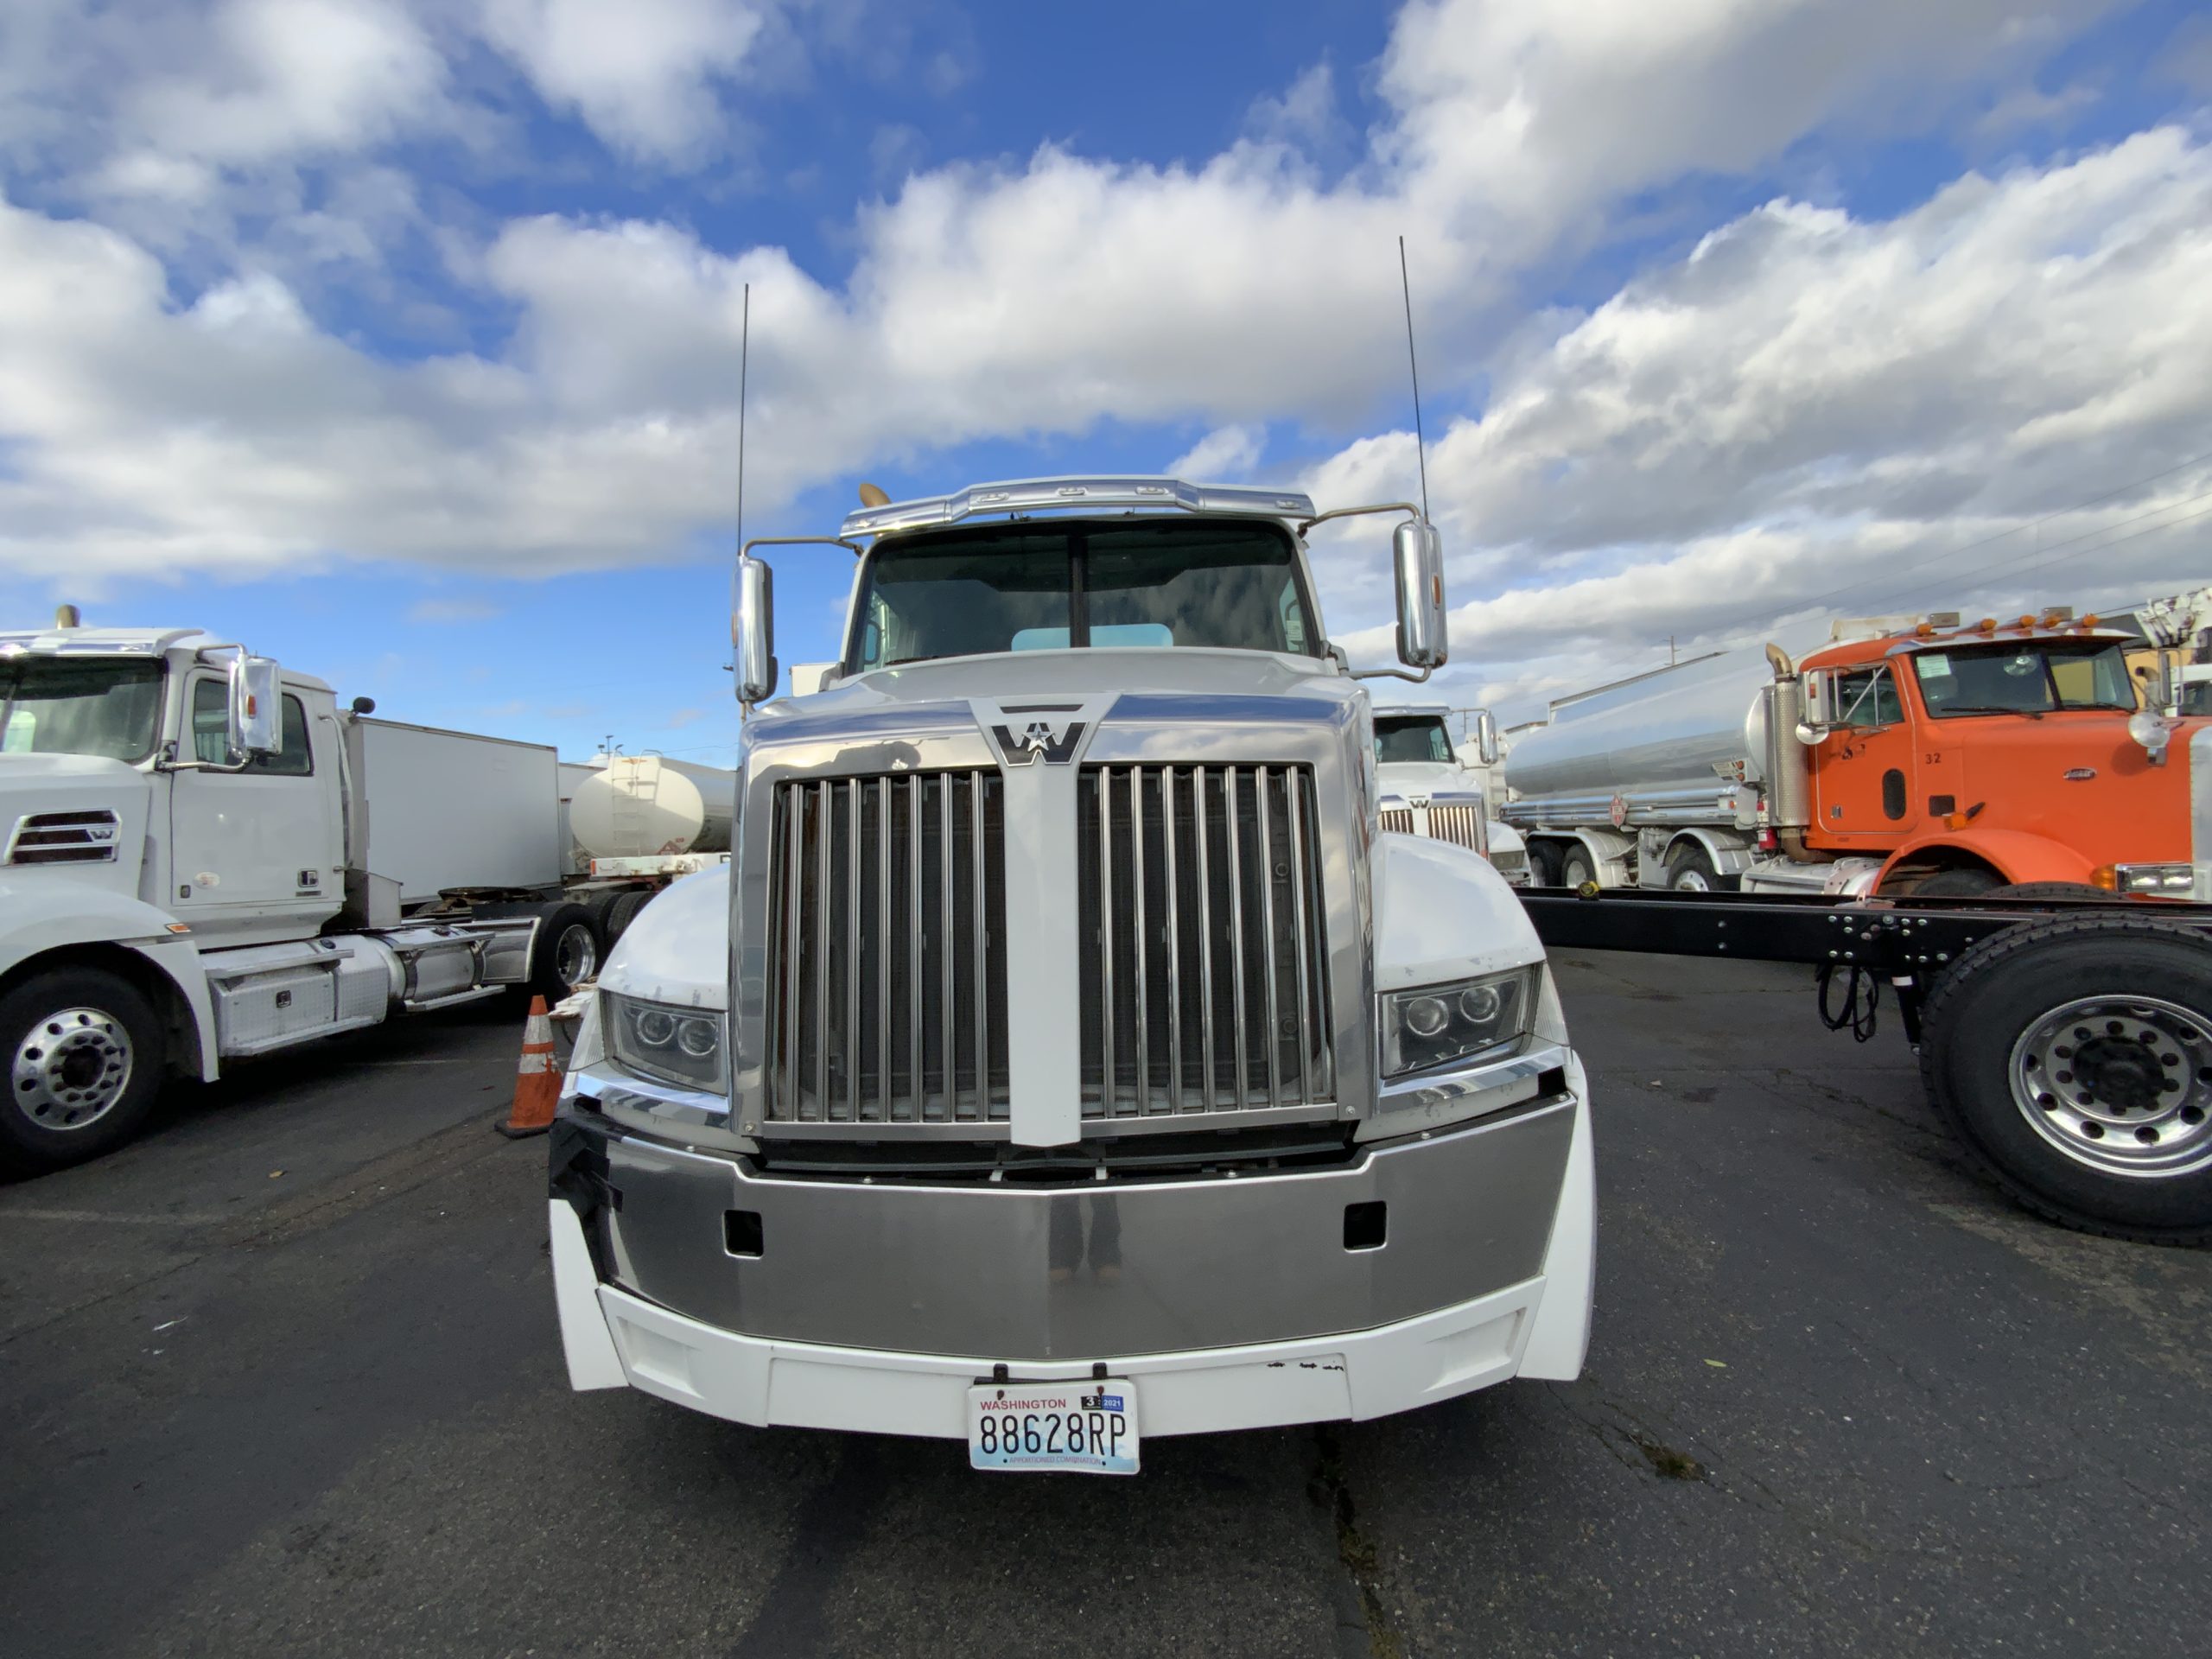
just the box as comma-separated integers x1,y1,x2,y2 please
1378,806,1414,835
1426,803,1486,852
5,809,121,866
1078,765,1332,1116
766,773,1008,1122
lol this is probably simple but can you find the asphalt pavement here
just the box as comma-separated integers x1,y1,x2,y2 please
3,956,2208,1658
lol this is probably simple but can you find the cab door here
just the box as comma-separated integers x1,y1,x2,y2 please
167,675,343,946
1808,663,1921,849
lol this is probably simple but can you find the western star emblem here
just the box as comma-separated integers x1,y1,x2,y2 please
993,718,1085,765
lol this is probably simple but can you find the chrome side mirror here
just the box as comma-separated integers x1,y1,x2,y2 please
1472,709,1499,768
732,556,778,706
228,654,282,755
1392,519,1448,670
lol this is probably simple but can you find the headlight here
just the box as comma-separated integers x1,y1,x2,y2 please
605,993,728,1093
1382,965,1536,1078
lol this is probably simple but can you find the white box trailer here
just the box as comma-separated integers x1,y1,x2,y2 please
353,718,564,904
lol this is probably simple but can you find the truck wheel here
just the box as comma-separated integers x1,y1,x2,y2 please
1910,868,1999,898
1664,845,1736,893
601,888,653,948
0,968,165,1172
1918,915,2212,1243
1527,842,1564,887
531,904,600,999
1986,882,2120,904
1559,847,1598,890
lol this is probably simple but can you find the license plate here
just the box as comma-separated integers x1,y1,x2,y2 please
967,1380,1139,1474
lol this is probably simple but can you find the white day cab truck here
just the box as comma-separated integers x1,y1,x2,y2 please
0,619,724,1170
1371,703,1529,887
549,476,1596,1472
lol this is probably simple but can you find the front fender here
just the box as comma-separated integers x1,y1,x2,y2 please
1373,833,1544,993
0,879,219,1080
1878,830,2094,888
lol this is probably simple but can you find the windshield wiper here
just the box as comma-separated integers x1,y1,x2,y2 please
1934,704,2045,719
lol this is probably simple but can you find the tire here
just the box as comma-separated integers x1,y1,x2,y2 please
1917,915,2212,1243
1986,882,2120,904
1664,844,1737,893
478,899,601,1000
1527,842,1565,888
1559,847,1598,891
529,903,600,999
601,888,653,949
0,967,166,1173
1910,868,2001,898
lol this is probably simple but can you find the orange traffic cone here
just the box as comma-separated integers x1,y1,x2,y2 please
497,995,561,1138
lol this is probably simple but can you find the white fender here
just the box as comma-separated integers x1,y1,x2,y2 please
1371,833,1544,991
0,880,219,1080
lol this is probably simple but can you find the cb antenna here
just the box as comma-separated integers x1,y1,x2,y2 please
1398,236,1431,522
735,282,750,556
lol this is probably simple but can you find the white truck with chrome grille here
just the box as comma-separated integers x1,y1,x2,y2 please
549,477,1595,1471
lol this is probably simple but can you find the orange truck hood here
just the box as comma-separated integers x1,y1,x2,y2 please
1952,710,2202,867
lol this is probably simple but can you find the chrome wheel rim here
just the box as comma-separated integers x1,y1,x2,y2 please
2010,995,2212,1178
1673,868,1712,892
554,923,598,991
12,1007,135,1131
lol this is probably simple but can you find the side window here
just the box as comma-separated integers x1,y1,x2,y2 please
1830,666,1901,728
188,680,314,774
189,678,229,764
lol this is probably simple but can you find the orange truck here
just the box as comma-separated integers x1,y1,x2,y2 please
1508,607,2212,1245
1503,609,2208,903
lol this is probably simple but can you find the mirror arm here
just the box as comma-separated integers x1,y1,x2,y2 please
743,535,864,557
1299,502,1424,534
1351,664,1434,683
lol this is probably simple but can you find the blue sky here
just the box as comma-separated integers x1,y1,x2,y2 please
2,0,2209,760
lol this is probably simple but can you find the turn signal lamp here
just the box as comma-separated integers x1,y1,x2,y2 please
2081,613,2100,628
1914,622,1936,638
1944,811,1973,830
2015,614,2036,629
1976,618,1997,633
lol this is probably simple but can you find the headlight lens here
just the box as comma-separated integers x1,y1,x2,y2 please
1382,965,1536,1077
605,993,728,1093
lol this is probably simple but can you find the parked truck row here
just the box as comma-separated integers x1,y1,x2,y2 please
1502,607,2202,903
0,617,733,1169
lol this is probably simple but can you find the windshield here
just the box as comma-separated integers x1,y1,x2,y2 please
1911,640,2135,718
0,658,165,763
845,518,1318,672
1375,715,1454,765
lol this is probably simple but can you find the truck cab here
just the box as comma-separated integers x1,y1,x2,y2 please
1371,703,1531,886
550,477,1596,1464
1789,618,2207,898
0,622,597,1169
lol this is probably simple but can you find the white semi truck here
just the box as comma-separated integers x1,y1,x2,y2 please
0,620,718,1169
549,476,1597,1467
1371,703,1529,887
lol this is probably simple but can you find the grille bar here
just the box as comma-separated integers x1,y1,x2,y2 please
1079,764,1332,1116
767,772,1008,1123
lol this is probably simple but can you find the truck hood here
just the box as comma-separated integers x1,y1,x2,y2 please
1375,760,1488,802
1955,709,2205,868
0,753,150,899
784,647,1347,713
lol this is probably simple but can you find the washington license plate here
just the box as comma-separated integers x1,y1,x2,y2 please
966,1380,1140,1474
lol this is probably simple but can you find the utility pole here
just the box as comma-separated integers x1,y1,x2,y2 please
1668,634,1677,665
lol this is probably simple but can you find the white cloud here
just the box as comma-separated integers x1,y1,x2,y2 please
1168,424,1267,480
474,0,771,165
0,0,2183,690
125,0,445,166
1319,128,2212,708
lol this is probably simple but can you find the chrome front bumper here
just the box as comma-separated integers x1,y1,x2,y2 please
552,1067,1586,1366
550,1052,1595,1437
